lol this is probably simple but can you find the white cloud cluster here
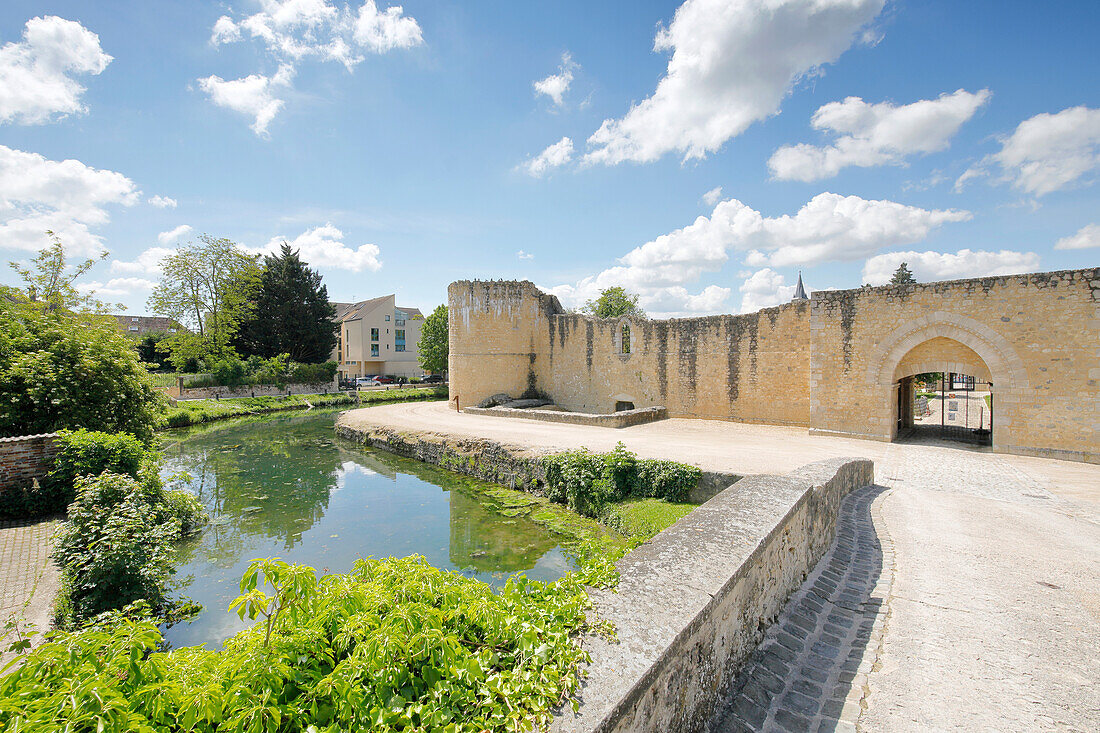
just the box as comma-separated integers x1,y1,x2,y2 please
702,186,723,206
861,249,1040,285
1054,223,1100,250
739,268,797,313
147,194,177,208
77,276,157,298
245,224,382,272
0,15,112,125
156,225,193,246
583,0,885,165
203,1,423,136
516,250,534,260
523,137,573,177
0,144,140,255
111,246,177,276
769,89,991,181
957,106,1100,196
534,52,577,107
547,191,967,316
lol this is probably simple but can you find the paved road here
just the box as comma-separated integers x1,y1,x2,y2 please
344,403,1100,731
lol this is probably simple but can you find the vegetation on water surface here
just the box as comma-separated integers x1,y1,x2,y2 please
159,386,448,428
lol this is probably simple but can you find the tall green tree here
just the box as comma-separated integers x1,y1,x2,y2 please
8,231,113,313
417,305,448,374
148,235,261,368
233,244,337,362
581,286,645,319
890,262,917,285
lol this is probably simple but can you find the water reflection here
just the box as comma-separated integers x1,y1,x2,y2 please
160,410,568,648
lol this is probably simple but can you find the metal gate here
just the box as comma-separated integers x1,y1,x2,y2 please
903,372,992,446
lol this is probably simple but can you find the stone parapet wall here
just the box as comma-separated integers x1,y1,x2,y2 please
177,382,337,400
553,457,874,733
462,405,667,429
0,434,59,495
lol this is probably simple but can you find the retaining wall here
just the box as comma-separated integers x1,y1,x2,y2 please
461,405,667,429
552,457,874,733
176,382,337,400
0,433,59,500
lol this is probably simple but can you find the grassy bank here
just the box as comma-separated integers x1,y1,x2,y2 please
158,386,448,429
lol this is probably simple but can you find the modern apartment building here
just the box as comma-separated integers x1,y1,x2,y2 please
331,295,425,378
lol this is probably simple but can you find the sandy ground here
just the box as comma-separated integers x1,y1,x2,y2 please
340,401,1100,731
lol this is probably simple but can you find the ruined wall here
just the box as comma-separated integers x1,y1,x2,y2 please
543,307,811,424
448,281,562,410
809,268,1099,462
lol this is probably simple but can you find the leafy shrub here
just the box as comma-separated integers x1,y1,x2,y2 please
49,429,148,491
52,472,182,625
286,359,337,384
542,442,700,516
210,356,248,387
1,556,603,733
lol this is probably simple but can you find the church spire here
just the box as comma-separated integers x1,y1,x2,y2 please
792,271,808,301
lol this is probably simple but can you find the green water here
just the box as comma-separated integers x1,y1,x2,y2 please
159,410,570,648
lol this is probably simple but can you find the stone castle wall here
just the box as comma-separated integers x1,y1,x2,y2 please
809,268,1099,462
449,268,1099,463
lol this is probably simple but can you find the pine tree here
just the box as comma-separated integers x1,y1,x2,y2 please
890,262,917,285
234,244,337,362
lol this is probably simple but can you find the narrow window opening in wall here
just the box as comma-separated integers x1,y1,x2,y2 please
615,401,634,412
371,328,379,341
620,324,631,354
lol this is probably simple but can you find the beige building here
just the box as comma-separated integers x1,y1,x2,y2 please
111,314,184,336
448,268,1099,464
331,295,425,378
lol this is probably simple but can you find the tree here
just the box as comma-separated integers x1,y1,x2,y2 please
418,305,448,374
581,286,645,319
148,235,261,368
890,262,916,285
0,296,162,443
8,231,113,313
233,243,337,362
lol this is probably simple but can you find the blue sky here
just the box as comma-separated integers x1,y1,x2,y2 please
1,0,1097,317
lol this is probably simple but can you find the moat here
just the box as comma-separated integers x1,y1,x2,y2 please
159,409,571,648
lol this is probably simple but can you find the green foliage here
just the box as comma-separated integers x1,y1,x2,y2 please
50,428,149,492
890,262,917,285
580,286,645,319
542,443,700,517
7,231,113,314
135,330,174,370
601,498,697,540
233,243,338,363
0,298,163,443
52,472,204,626
2,555,611,732
417,304,449,374
148,234,262,367
184,355,338,389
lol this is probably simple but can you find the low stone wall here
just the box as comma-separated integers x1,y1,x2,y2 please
462,405,667,429
553,457,874,733
0,434,58,495
177,382,337,400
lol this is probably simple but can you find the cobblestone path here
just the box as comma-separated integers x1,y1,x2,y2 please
707,486,894,733
0,516,59,663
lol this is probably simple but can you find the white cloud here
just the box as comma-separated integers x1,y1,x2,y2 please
245,224,382,272
523,137,573,177
111,246,176,276
702,186,723,206
156,224,193,245
147,194,177,208
769,89,991,181
352,1,423,54
77,276,156,298
516,250,534,260
1054,223,1100,250
957,106,1100,196
198,64,295,136
583,0,885,166
0,144,140,255
534,52,577,107
547,191,967,316
861,249,1040,285
739,268,797,313
0,16,112,125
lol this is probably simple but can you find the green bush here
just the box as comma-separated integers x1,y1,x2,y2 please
286,359,337,384
1,556,603,732
542,443,700,517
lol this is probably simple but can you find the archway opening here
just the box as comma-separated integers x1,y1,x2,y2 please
891,337,993,447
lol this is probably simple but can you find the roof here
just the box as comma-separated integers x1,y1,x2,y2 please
792,272,809,301
397,306,424,318
331,294,392,322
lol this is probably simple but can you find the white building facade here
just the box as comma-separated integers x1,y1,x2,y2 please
331,295,426,378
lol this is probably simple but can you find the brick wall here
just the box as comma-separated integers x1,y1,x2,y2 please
0,434,59,496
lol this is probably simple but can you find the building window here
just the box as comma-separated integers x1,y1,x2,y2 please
385,315,390,321
395,329,405,352
129,326,139,332
371,328,379,341
396,318,405,326
371,344,379,357
620,324,631,354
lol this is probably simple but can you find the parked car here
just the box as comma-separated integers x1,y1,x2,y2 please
420,374,444,384
373,375,395,384
355,376,379,387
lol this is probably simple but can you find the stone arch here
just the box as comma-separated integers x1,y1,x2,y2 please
893,337,992,383
866,312,1029,444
